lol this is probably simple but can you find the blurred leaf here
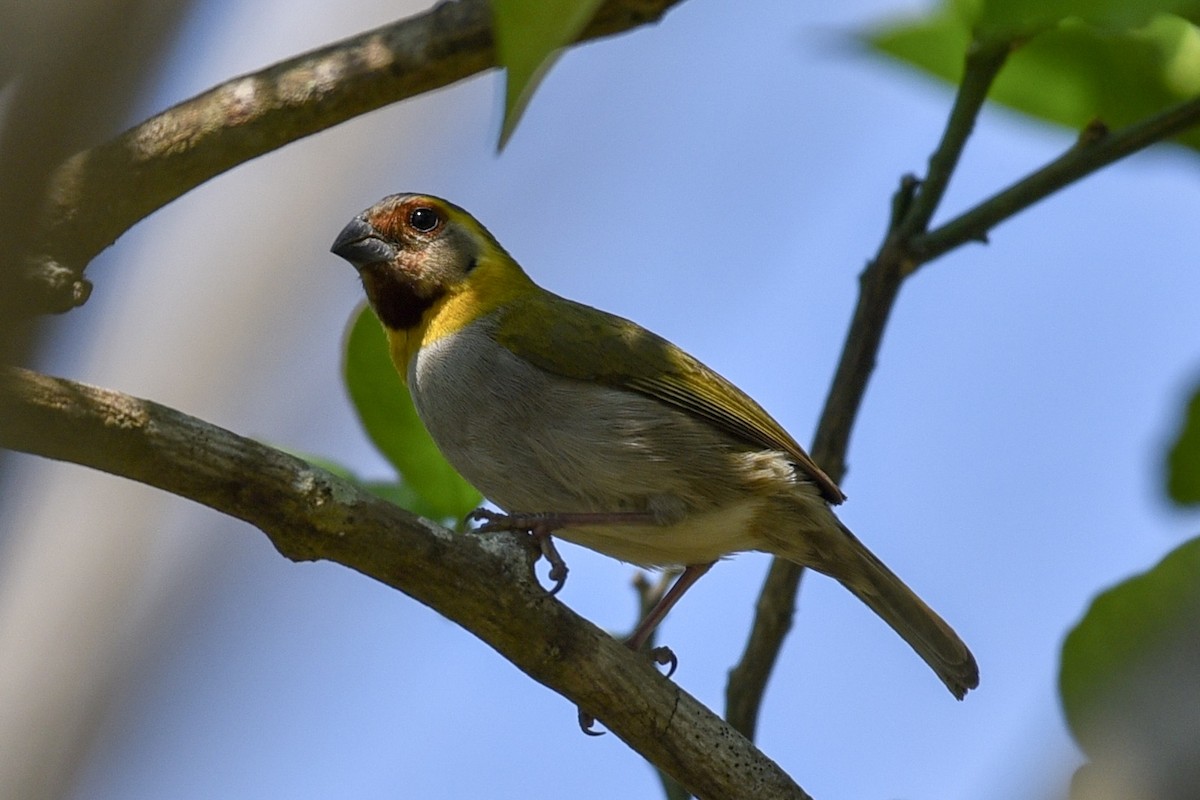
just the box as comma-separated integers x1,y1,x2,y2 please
866,3,1200,151
869,5,969,80
1059,536,1200,756
343,303,482,521
490,0,605,149
359,479,428,512
1167,382,1200,504
975,0,1200,38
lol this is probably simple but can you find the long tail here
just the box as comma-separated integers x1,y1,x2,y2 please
780,516,979,698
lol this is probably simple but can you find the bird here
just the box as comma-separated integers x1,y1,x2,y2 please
330,193,979,699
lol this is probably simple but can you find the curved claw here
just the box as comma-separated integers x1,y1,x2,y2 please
466,508,507,533
649,645,678,678
540,538,569,595
578,709,605,736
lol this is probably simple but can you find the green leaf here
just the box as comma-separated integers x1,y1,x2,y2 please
285,451,358,481
866,3,1200,151
1167,382,1200,504
869,5,971,82
490,0,605,149
360,479,441,517
1059,536,1200,756
342,303,482,521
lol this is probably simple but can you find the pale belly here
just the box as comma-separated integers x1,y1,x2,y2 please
557,501,765,566
407,318,795,567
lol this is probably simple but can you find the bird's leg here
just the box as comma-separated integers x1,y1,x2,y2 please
469,509,657,532
625,562,715,677
467,508,656,595
576,561,717,735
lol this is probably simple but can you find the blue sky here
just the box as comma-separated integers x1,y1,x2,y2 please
5,0,1199,798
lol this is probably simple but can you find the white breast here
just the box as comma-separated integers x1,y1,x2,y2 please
408,315,796,567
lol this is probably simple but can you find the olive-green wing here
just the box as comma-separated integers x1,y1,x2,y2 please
495,293,845,504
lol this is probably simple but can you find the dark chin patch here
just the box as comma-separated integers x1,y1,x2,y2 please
361,268,441,331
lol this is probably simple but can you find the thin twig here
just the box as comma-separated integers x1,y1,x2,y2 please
0,366,810,800
899,39,1014,240
911,93,1200,268
724,40,1011,741
24,0,686,315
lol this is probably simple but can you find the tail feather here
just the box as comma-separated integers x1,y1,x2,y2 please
790,519,979,699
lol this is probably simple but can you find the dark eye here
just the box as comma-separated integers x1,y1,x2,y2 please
409,206,440,232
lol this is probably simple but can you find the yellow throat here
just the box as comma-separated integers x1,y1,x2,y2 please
383,251,536,383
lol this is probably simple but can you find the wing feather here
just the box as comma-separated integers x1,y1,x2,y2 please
494,293,845,504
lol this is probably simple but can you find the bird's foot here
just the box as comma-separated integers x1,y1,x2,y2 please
466,509,570,594
535,535,569,595
624,640,678,678
646,645,678,678
467,508,658,594
574,642,677,736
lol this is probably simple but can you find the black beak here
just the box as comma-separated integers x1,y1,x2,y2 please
331,217,397,269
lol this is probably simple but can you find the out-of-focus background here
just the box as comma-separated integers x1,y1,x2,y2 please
2,0,1198,798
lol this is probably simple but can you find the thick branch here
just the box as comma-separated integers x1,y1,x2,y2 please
0,366,809,800
28,0,685,314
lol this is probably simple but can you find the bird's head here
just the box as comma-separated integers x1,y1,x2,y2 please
331,193,522,333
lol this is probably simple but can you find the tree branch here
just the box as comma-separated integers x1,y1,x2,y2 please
725,40,1200,742
725,40,1011,741
25,0,686,315
898,39,1014,241
910,93,1200,268
0,366,809,800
